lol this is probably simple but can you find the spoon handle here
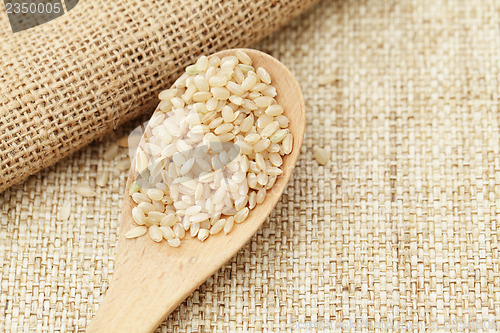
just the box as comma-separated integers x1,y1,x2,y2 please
86,195,226,333
87,193,247,332
87,241,199,332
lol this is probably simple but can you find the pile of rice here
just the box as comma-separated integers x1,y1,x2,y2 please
125,50,293,247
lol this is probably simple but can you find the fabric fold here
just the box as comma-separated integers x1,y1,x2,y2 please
0,0,319,192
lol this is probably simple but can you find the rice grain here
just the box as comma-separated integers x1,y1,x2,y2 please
149,225,163,242
103,143,119,161
125,226,147,239
197,229,210,241
235,50,253,65
132,207,147,225
283,134,293,154
75,183,96,197
234,207,249,223
167,238,181,247
160,226,175,240
117,158,132,171
314,147,329,165
257,67,271,84
223,217,234,234
58,201,71,220
96,172,109,187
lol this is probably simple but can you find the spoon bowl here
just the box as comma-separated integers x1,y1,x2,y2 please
88,48,305,333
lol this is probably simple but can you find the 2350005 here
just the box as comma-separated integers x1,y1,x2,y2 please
5,2,63,14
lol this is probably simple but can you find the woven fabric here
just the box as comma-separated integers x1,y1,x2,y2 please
0,0,318,193
2,0,500,331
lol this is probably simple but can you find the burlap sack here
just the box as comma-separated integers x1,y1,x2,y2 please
0,0,319,192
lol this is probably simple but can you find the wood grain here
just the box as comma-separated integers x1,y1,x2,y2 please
87,48,305,333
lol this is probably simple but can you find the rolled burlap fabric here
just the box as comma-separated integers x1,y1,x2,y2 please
0,0,318,192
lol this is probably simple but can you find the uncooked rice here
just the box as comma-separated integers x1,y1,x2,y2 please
314,147,329,165
103,143,119,161
96,172,109,187
58,201,72,220
116,158,132,171
125,51,293,246
75,183,96,197
125,226,148,239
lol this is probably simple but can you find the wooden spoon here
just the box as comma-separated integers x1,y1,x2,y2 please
87,48,305,332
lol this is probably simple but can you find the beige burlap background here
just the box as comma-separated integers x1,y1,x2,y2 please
2,0,500,331
0,0,318,193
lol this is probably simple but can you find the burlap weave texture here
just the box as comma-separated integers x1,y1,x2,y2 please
2,0,500,332
0,0,318,193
